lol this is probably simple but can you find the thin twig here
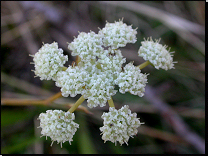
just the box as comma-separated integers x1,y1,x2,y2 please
1,14,45,45
144,85,205,154
138,125,187,145
1,72,51,96
44,92,62,105
5,1,40,55
1,99,45,106
1,97,92,115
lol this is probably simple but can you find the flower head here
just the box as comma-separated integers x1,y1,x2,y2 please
100,105,144,145
38,110,79,147
83,72,117,108
98,48,126,77
115,62,148,97
32,42,68,80
55,66,88,97
138,37,176,70
68,31,106,62
99,19,137,49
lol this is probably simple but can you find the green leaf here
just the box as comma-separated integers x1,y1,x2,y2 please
76,113,97,154
1,109,33,127
1,136,39,154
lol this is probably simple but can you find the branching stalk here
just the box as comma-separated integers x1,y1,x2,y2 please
68,95,85,113
108,97,115,107
138,60,154,69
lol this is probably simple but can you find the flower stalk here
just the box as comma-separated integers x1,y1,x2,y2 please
68,95,85,113
108,97,115,107
138,60,153,70
62,67,67,71
44,92,62,105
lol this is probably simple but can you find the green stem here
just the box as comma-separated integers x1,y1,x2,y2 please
62,67,67,71
96,63,102,69
68,95,85,113
76,56,81,65
138,61,153,69
108,97,115,107
44,92,62,105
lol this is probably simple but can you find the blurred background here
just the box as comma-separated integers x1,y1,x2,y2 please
1,1,205,154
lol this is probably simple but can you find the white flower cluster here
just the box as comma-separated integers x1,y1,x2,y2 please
68,31,105,62
55,66,87,97
56,19,142,108
99,19,137,49
100,105,144,146
115,62,148,97
32,19,177,147
138,37,176,70
98,48,126,76
32,42,68,81
38,110,79,147
83,73,117,108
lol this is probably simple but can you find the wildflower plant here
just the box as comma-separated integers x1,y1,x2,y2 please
30,18,177,147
